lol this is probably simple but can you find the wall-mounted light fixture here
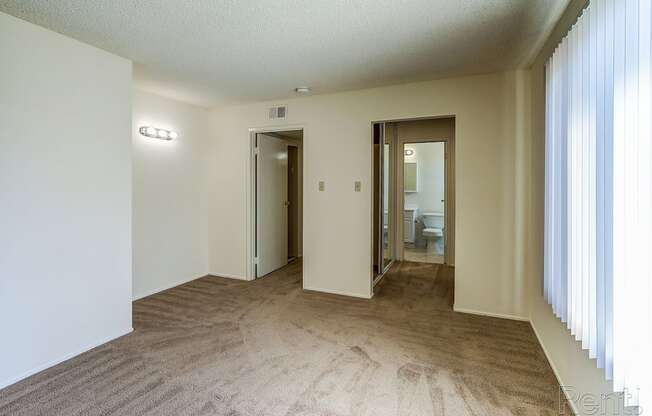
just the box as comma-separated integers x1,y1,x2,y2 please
404,148,414,156
139,126,178,140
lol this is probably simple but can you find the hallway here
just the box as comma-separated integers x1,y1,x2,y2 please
0,261,569,415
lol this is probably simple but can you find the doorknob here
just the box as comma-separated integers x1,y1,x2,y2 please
284,201,290,207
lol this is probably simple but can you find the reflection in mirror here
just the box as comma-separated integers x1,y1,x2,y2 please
404,162,417,192
382,133,392,270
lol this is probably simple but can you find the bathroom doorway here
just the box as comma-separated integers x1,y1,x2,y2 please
403,141,446,264
372,117,455,275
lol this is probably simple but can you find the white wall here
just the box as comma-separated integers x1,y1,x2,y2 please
132,90,210,299
525,1,623,414
208,71,529,316
404,142,445,214
0,13,132,388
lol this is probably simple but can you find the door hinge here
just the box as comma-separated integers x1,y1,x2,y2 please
254,256,259,265
254,147,259,155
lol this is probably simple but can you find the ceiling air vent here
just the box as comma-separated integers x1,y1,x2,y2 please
268,105,287,120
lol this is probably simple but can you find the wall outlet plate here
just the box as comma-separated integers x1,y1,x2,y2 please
319,181,325,191
354,181,361,192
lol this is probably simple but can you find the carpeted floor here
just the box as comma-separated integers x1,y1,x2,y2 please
0,260,570,415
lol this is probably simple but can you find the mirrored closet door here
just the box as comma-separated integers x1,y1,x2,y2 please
372,122,394,284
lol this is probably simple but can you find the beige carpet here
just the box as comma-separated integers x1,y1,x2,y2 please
0,260,570,415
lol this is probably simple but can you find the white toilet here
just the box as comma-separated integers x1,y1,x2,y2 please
421,212,444,251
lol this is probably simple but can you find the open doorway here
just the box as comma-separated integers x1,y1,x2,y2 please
372,117,455,284
250,129,303,279
403,142,446,264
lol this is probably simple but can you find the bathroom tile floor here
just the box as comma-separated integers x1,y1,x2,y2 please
404,245,444,264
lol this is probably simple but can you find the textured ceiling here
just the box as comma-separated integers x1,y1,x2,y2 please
0,0,569,108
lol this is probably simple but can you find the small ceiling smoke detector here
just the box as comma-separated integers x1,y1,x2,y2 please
295,87,311,94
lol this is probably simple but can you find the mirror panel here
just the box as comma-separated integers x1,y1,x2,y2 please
404,162,417,192
382,134,392,270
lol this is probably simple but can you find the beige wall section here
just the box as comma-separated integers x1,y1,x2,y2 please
392,118,454,140
525,0,623,415
208,71,529,315
132,90,210,300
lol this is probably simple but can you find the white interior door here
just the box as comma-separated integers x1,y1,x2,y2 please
256,134,288,277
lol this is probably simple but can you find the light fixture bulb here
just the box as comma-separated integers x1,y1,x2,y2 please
295,87,311,93
405,149,414,156
140,125,176,140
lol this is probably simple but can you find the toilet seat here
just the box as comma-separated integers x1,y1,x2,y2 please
422,227,443,238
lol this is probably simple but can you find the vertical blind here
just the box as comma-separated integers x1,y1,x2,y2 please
545,0,652,409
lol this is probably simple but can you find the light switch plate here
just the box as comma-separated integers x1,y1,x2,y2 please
318,181,325,191
354,181,361,192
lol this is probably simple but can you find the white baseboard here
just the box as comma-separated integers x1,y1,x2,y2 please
303,285,372,299
453,305,530,322
0,327,133,390
133,273,208,300
208,272,248,281
530,321,580,416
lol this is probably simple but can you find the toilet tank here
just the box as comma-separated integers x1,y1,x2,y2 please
422,212,444,229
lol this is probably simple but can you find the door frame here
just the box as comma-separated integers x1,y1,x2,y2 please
371,123,396,287
370,115,456,274
247,125,305,281
398,139,452,264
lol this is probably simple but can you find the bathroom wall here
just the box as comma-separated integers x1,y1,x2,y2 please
404,142,445,215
